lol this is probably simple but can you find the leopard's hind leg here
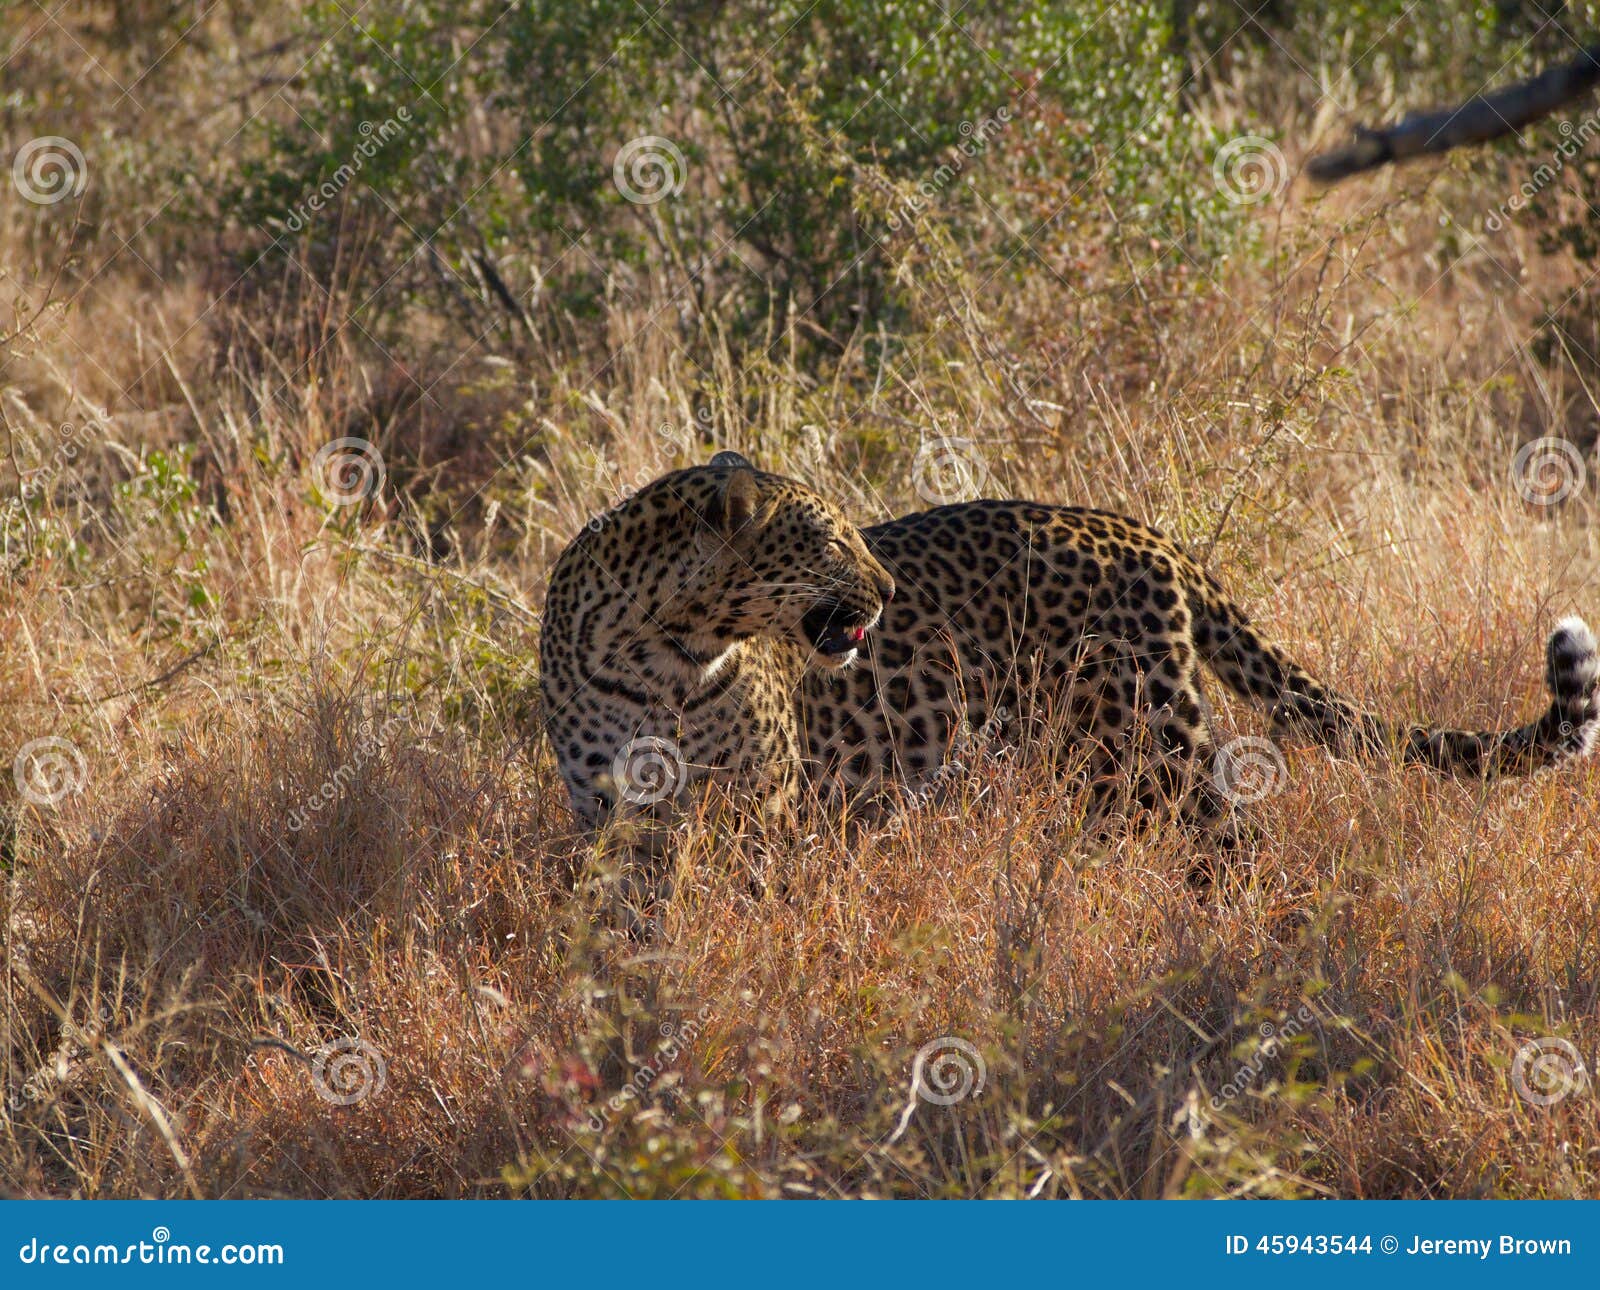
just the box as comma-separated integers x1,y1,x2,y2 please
1065,633,1250,881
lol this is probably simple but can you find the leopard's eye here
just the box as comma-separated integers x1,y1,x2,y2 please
826,538,851,559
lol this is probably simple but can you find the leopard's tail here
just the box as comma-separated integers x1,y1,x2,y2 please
1187,571,1600,777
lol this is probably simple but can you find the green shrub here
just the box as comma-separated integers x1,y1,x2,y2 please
222,0,1228,351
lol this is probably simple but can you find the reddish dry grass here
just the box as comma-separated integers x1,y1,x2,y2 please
5,8,1600,1199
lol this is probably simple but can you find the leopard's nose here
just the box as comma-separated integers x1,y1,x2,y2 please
879,577,895,603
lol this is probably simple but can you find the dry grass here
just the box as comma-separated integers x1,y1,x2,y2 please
5,5,1600,1198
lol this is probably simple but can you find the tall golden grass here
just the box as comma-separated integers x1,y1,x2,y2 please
4,6,1600,1197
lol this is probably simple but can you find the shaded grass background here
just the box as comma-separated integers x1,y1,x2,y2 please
4,2,1600,1197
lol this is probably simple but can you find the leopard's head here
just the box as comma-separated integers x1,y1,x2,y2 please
680,452,895,670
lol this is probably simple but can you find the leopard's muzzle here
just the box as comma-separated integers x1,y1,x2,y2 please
801,597,881,665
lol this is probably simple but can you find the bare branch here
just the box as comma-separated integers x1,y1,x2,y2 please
1308,43,1600,183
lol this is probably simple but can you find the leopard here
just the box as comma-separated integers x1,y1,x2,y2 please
539,451,1600,850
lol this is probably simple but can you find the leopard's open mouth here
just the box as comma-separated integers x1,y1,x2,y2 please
802,598,878,660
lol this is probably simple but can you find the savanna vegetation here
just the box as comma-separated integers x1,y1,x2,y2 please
5,0,1600,1197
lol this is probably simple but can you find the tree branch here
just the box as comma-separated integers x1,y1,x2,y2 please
1308,43,1600,182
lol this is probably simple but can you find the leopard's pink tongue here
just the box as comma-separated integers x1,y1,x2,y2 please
847,627,866,643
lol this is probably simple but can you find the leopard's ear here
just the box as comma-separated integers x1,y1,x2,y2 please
709,450,755,470
720,467,761,536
